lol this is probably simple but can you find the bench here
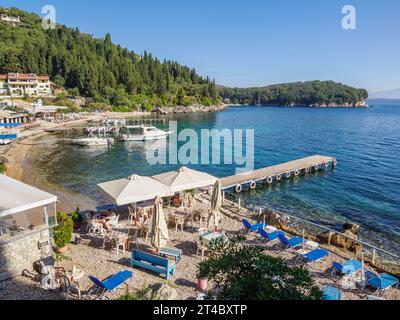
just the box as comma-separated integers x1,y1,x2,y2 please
131,250,176,280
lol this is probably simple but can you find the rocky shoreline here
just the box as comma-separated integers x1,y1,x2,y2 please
153,104,227,115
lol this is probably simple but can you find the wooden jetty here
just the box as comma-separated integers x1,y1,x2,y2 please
221,155,337,192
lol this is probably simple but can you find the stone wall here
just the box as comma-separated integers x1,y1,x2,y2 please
0,228,52,281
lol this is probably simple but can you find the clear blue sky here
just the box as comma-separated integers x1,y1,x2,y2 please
2,0,400,92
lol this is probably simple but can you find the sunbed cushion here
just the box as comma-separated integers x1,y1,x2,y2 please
303,249,329,262
103,270,133,291
368,273,399,290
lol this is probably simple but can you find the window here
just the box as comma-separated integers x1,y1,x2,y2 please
0,205,57,241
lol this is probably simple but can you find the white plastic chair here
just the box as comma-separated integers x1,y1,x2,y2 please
175,215,185,232
115,235,127,255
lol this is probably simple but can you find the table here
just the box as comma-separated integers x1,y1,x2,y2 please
160,247,183,262
66,267,85,300
200,231,224,246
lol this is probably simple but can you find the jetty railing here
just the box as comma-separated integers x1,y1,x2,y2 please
223,192,400,273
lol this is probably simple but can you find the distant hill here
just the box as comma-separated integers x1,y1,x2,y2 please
0,7,219,111
368,88,400,100
219,81,368,107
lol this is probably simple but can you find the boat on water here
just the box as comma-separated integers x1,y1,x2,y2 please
0,134,16,145
0,123,20,145
121,125,173,141
72,136,114,146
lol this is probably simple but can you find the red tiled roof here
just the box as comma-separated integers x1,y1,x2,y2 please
7,73,37,80
0,73,50,81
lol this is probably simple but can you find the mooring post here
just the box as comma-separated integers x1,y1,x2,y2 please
372,249,377,265
327,231,333,247
222,191,225,203
238,198,241,210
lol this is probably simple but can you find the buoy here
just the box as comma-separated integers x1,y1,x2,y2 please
333,159,337,167
314,164,319,171
276,174,282,181
294,169,300,177
250,181,257,190
285,172,291,179
266,176,273,184
305,167,310,174
325,162,330,169
235,184,242,193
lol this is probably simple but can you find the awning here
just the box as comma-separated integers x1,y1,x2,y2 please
0,175,57,218
152,167,218,193
0,123,22,127
98,174,173,206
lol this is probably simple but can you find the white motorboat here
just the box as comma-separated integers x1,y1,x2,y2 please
121,125,173,141
72,137,114,146
0,137,15,145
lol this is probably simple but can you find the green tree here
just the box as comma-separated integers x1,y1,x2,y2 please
53,75,66,87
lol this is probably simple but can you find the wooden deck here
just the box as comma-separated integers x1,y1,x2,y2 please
221,155,336,190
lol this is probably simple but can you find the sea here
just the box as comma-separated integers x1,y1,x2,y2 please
31,104,400,254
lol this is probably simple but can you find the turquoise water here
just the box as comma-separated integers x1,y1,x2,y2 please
34,104,400,252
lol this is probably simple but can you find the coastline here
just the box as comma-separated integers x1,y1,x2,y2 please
2,106,228,212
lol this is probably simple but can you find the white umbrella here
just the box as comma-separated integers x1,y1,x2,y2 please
152,166,217,193
98,174,173,206
151,196,169,251
208,180,223,231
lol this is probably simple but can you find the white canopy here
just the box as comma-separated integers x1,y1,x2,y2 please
0,174,57,218
97,174,173,206
152,167,218,193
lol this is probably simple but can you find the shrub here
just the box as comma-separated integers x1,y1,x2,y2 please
67,87,80,98
198,235,323,300
70,207,82,227
53,211,74,249
53,75,66,87
0,161,6,174
118,286,152,300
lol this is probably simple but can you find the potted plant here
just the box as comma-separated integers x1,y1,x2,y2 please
70,207,82,230
53,211,74,254
196,263,210,291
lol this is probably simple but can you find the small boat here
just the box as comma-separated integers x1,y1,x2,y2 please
0,135,16,145
72,137,114,146
121,125,173,141
102,119,127,126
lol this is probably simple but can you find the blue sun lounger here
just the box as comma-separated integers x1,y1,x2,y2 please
297,248,330,265
322,286,341,300
242,219,264,232
331,259,362,277
88,270,133,299
278,233,304,250
259,228,285,242
367,273,399,293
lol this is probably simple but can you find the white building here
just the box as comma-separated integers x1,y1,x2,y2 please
1,73,53,97
0,74,8,95
0,14,21,26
